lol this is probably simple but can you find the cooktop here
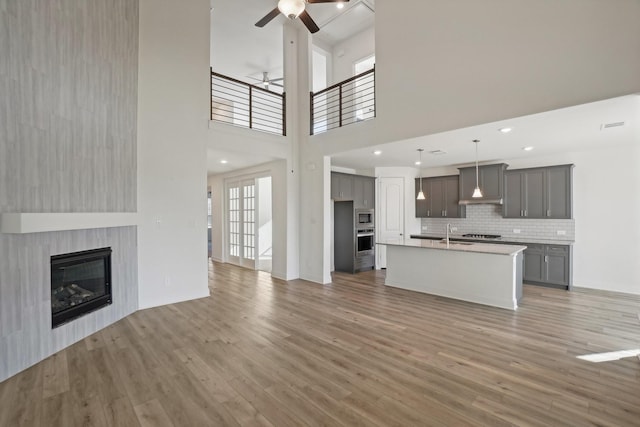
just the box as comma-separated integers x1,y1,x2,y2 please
462,233,502,239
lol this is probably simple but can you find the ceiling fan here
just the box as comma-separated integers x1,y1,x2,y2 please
249,72,284,90
255,0,350,34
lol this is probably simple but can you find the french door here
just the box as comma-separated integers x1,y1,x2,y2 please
227,179,256,269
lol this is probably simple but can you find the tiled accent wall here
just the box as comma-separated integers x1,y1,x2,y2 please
421,204,575,241
0,0,139,382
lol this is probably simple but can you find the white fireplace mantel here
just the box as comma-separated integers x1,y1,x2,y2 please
0,213,138,234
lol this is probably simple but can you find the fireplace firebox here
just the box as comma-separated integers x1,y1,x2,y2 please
51,247,112,328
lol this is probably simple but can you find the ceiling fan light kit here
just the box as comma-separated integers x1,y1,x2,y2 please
278,0,305,19
256,0,350,34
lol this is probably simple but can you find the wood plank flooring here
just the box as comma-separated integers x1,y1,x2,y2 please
1,261,639,426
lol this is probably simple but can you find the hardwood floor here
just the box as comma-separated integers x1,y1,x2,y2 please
1,261,639,426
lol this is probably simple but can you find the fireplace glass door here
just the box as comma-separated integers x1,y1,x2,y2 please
51,247,112,328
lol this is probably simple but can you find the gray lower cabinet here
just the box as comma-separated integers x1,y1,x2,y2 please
503,165,573,219
415,175,464,218
523,243,571,289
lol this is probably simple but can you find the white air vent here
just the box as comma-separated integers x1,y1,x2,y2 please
429,150,447,155
601,121,625,130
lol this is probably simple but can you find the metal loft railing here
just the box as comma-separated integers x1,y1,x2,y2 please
210,69,286,136
310,66,375,135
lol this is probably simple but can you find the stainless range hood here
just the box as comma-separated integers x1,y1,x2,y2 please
457,163,508,206
459,197,503,205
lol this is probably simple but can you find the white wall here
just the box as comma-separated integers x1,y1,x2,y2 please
137,0,210,308
332,26,375,84
375,0,640,145
505,146,640,295
207,159,291,280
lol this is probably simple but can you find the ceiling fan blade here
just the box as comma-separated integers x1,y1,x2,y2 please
255,7,280,28
298,10,320,33
307,0,350,3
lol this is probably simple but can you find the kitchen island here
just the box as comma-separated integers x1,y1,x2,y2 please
377,238,527,310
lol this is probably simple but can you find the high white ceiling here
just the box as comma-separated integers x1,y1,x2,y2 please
330,94,640,171
210,0,375,86
208,0,376,175
208,3,638,177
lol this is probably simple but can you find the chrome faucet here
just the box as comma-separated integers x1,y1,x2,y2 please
446,223,452,245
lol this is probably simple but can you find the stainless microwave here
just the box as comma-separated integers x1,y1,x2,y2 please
356,209,374,227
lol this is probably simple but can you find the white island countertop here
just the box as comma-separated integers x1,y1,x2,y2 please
378,237,526,310
377,238,527,256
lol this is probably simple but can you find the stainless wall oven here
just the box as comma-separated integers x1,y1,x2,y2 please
356,228,375,256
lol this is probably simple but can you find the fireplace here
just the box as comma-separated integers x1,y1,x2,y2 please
51,247,112,328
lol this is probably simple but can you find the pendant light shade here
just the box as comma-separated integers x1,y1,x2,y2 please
416,149,426,200
472,139,483,198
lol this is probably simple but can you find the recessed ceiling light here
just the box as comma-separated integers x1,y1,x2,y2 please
415,161,421,165
499,127,512,133
220,159,228,164
336,2,345,9
373,150,382,155
522,146,534,151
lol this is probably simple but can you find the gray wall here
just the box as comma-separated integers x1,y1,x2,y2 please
0,0,139,381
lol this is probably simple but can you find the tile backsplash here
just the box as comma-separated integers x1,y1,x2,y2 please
420,204,575,241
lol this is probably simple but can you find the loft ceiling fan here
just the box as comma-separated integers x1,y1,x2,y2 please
249,72,284,90
255,0,350,34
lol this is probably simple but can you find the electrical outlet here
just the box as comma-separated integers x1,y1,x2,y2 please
557,230,566,236
451,227,458,232
513,229,521,234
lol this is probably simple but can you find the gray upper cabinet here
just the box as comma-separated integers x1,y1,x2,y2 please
353,175,375,209
546,165,573,219
331,172,375,209
503,165,573,219
331,172,354,201
503,168,545,218
459,163,508,202
415,175,463,218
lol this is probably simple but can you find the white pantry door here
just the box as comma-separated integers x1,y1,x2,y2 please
377,177,404,268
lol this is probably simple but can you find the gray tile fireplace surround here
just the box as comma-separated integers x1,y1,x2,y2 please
0,227,137,382
421,204,575,242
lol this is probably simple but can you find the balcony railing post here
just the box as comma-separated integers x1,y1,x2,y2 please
210,67,213,120
249,85,253,129
373,64,376,118
339,85,343,128
282,92,287,136
309,91,314,135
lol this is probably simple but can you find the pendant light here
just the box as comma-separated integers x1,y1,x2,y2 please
472,139,483,198
416,149,426,200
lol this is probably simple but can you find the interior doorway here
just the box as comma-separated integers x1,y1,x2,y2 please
225,175,272,272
